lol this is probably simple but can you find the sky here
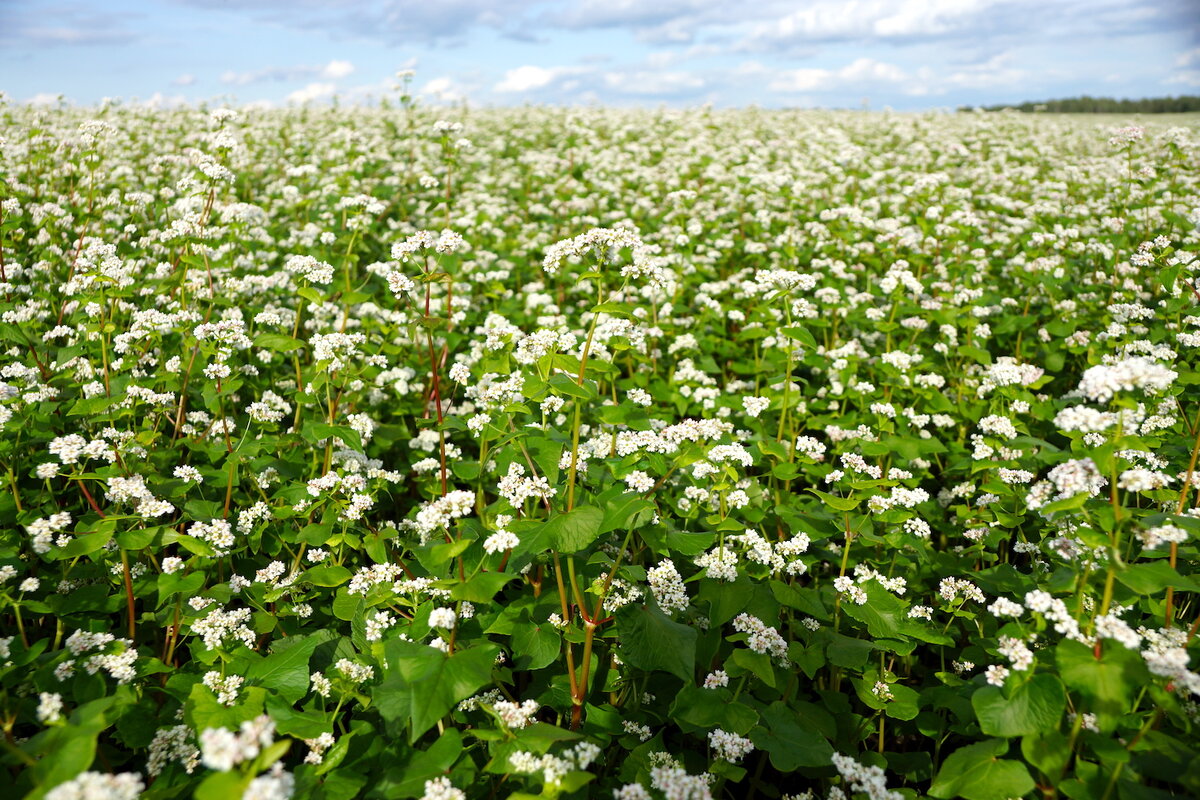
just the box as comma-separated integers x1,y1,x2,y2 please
1,0,1199,110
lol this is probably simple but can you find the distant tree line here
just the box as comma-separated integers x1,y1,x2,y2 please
961,95,1200,113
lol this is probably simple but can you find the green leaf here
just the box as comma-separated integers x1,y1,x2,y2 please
313,729,355,776
377,729,464,796
544,505,605,554
1056,639,1150,731
332,588,362,622
51,528,114,560
115,527,159,549
451,572,515,603
841,583,907,639
599,492,656,534
253,333,305,352
1038,491,1090,516
525,433,562,487
929,739,1035,800
246,632,329,703
615,597,696,681
669,685,759,735
781,325,817,349
704,574,779,627
26,695,124,798
297,286,323,304
883,684,922,721
302,422,363,453
972,673,1066,737
66,395,120,417
297,522,334,546
511,615,560,670
426,539,472,571
317,770,369,800
265,692,332,739
807,488,861,512
728,648,776,688
957,344,993,365
826,633,875,669
748,701,834,770
375,640,499,743
186,685,268,733
547,372,598,401
1021,730,1071,780
301,564,352,587
769,579,828,618
195,770,252,800
1116,561,1200,594
156,571,204,608
591,301,634,318
451,460,480,481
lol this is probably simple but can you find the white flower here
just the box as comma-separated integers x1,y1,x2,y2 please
286,254,334,285
1077,357,1176,403
421,776,466,800
483,530,519,554
742,396,770,418
493,699,539,729
429,607,458,629
831,752,902,800
243,763,294,800
696,546,738,582
45,772,144,800
705,729,753,762
173,465,203,483
200,715,275,772
37,692,63,724
647,559,688,615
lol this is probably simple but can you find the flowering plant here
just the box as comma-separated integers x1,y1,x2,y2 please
0,101,1198,800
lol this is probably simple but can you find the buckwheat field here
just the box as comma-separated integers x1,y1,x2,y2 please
2,99,1200,800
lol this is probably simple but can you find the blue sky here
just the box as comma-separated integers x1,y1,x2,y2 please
2,0,1199,109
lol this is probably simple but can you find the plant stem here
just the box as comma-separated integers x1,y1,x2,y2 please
120,549,136,639
1167,411,1200,625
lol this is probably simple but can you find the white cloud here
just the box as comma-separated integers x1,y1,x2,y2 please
839,57,908,83
139,92,189,109
1166,70,1200,87
736,0,1027,54
760,53,1030,99
7,0,1197,110
938,53,1028,91
178,0,543,45
1176,48,1200,69
769,58,909,93
12,25,135,46
421,76,471,102
495,65,561,93
222,60,356,86
286,82,336,104
26,93,65,106
644,44,722,69
769,67,832,93
873,0,996,37
602,70,705,96
1162,45,1200,87
494,65,594,94
322,60,356,79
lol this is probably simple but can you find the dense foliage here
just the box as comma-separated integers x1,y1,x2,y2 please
968,96,1200,113
1,94,1200,800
